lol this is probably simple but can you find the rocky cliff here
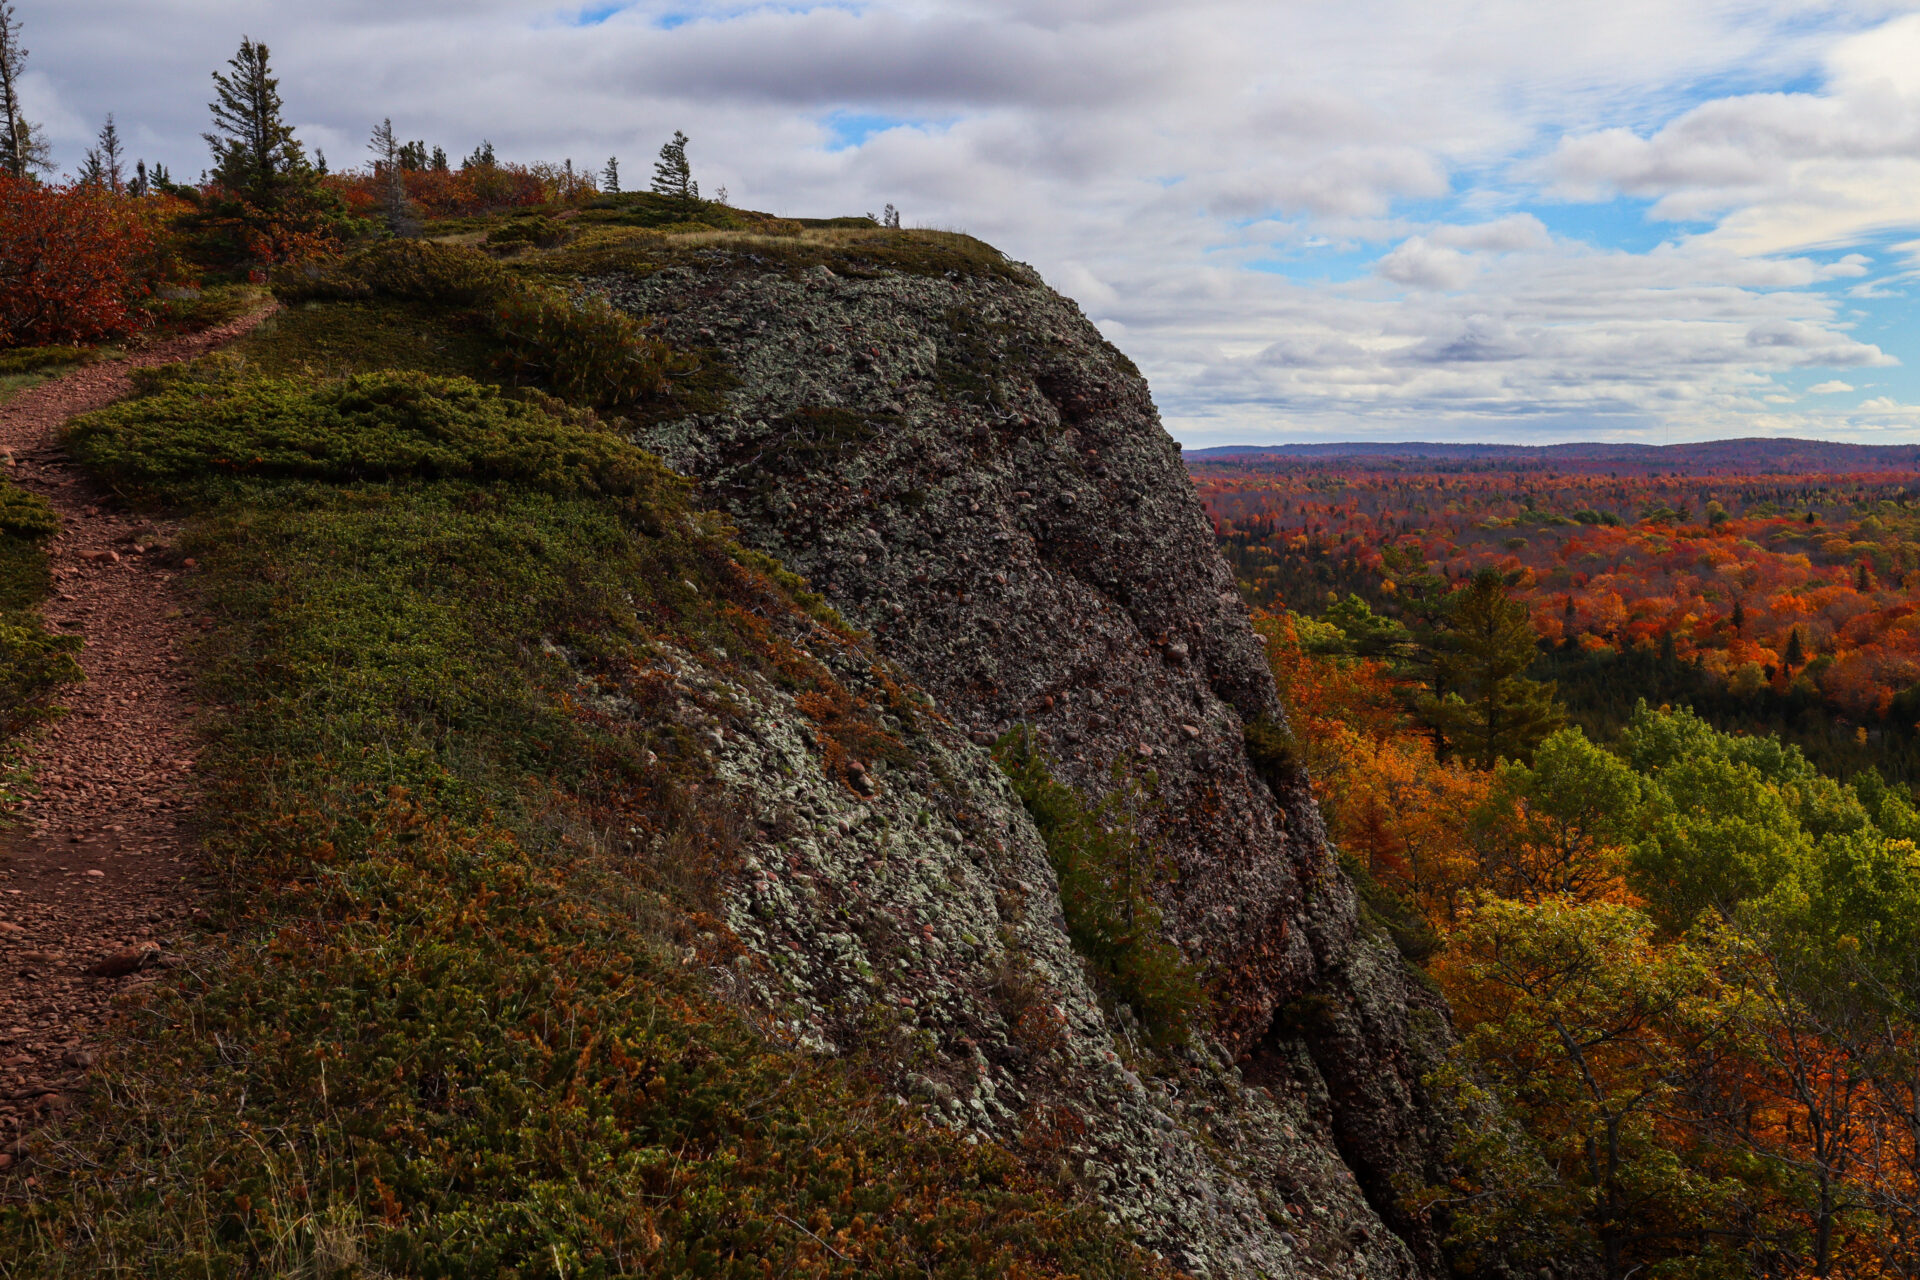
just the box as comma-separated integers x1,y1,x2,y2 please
567,235,1469,1277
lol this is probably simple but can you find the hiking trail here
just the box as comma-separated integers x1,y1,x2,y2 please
0,309,274,1159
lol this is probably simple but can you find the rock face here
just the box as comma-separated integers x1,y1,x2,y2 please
595,247,1464,1276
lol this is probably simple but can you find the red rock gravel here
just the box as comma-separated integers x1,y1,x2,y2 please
0,311,273,1163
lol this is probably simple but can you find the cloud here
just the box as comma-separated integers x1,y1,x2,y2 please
1375,237,1476,290
1429,215,1552,252
1809,380,1856,393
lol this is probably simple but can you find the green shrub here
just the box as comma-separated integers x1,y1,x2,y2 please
270,240,672,410
272,239,510,309
0,480,80,786
1338,849,1441,964
1243,713,1303,794
994,728,1205,1046
66,370,685,515
484,215,575,252
0,345,91,375
491,284,669,409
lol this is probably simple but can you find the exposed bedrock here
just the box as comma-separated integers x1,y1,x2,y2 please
601,254,1466,1275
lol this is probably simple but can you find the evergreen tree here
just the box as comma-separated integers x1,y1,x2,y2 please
130,158,148,196
462,140,496,170
430,144,448,172
602,155,619,194
90,113,124,192
205,37,309,205
0,1,51,179
650,130,697,209
1419,568,1564,768
1783,627,1806,676
1731,598,1746,635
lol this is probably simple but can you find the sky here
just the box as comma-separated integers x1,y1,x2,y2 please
17,1,1920,446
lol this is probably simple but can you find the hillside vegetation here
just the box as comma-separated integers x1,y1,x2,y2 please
0,240,1174,1280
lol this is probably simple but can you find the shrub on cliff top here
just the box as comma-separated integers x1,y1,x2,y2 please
275,239,671,409
66,369,685,515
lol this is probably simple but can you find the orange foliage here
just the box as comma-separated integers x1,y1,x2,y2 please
0,177,164,346
1254,610,1488,926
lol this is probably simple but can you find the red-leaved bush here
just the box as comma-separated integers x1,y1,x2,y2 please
0,177,160,348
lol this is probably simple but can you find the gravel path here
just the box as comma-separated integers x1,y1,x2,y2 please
0,310,273,1161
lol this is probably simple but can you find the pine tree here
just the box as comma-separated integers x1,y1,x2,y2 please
462,140,496,170
602,155,619,194
130,158,148,196
205,37,309,205
430,144,448,172
650,130,697,210
0,1,51,179
368,118,418,237
1419,568,1563,768
92,113,124,192
1731,598,1745,635
1783,627,1806,675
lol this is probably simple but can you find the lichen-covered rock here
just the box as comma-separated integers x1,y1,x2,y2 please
590,244,1464,1275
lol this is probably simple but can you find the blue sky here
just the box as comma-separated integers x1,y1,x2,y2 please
18,0,1920,445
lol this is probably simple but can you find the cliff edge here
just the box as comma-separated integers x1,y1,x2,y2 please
586,233,1467,1277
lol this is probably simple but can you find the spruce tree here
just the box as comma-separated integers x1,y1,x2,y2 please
205,37,308,205
1783,627,1806,676
602,155,619,194
91,114,124,192
0,1,51,179
1419,568,1563,768
650,130,697,210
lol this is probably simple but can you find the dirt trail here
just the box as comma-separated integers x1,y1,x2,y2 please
0,310,273,1157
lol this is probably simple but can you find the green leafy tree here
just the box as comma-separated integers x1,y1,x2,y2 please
1420,568,1563,767
0,1,51,179
1314,591,1414,659
650,129,698,210
1472,727,1645,901
204,36,309,206
1439,896,1747,1279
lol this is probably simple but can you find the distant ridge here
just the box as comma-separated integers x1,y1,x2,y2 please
1185,437,1920,475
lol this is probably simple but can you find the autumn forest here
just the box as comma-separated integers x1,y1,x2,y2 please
1196,443,1920,1277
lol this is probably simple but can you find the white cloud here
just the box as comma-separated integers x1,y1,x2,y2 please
1809,380,1856,392
1375,237,1477,290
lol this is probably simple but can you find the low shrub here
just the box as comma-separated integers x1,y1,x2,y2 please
0,347,92,376
0,480,81,784
1243,713,1304,794
272,240,672,409
994,728,1205,1046
67,370,685,515
483,215,575,252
